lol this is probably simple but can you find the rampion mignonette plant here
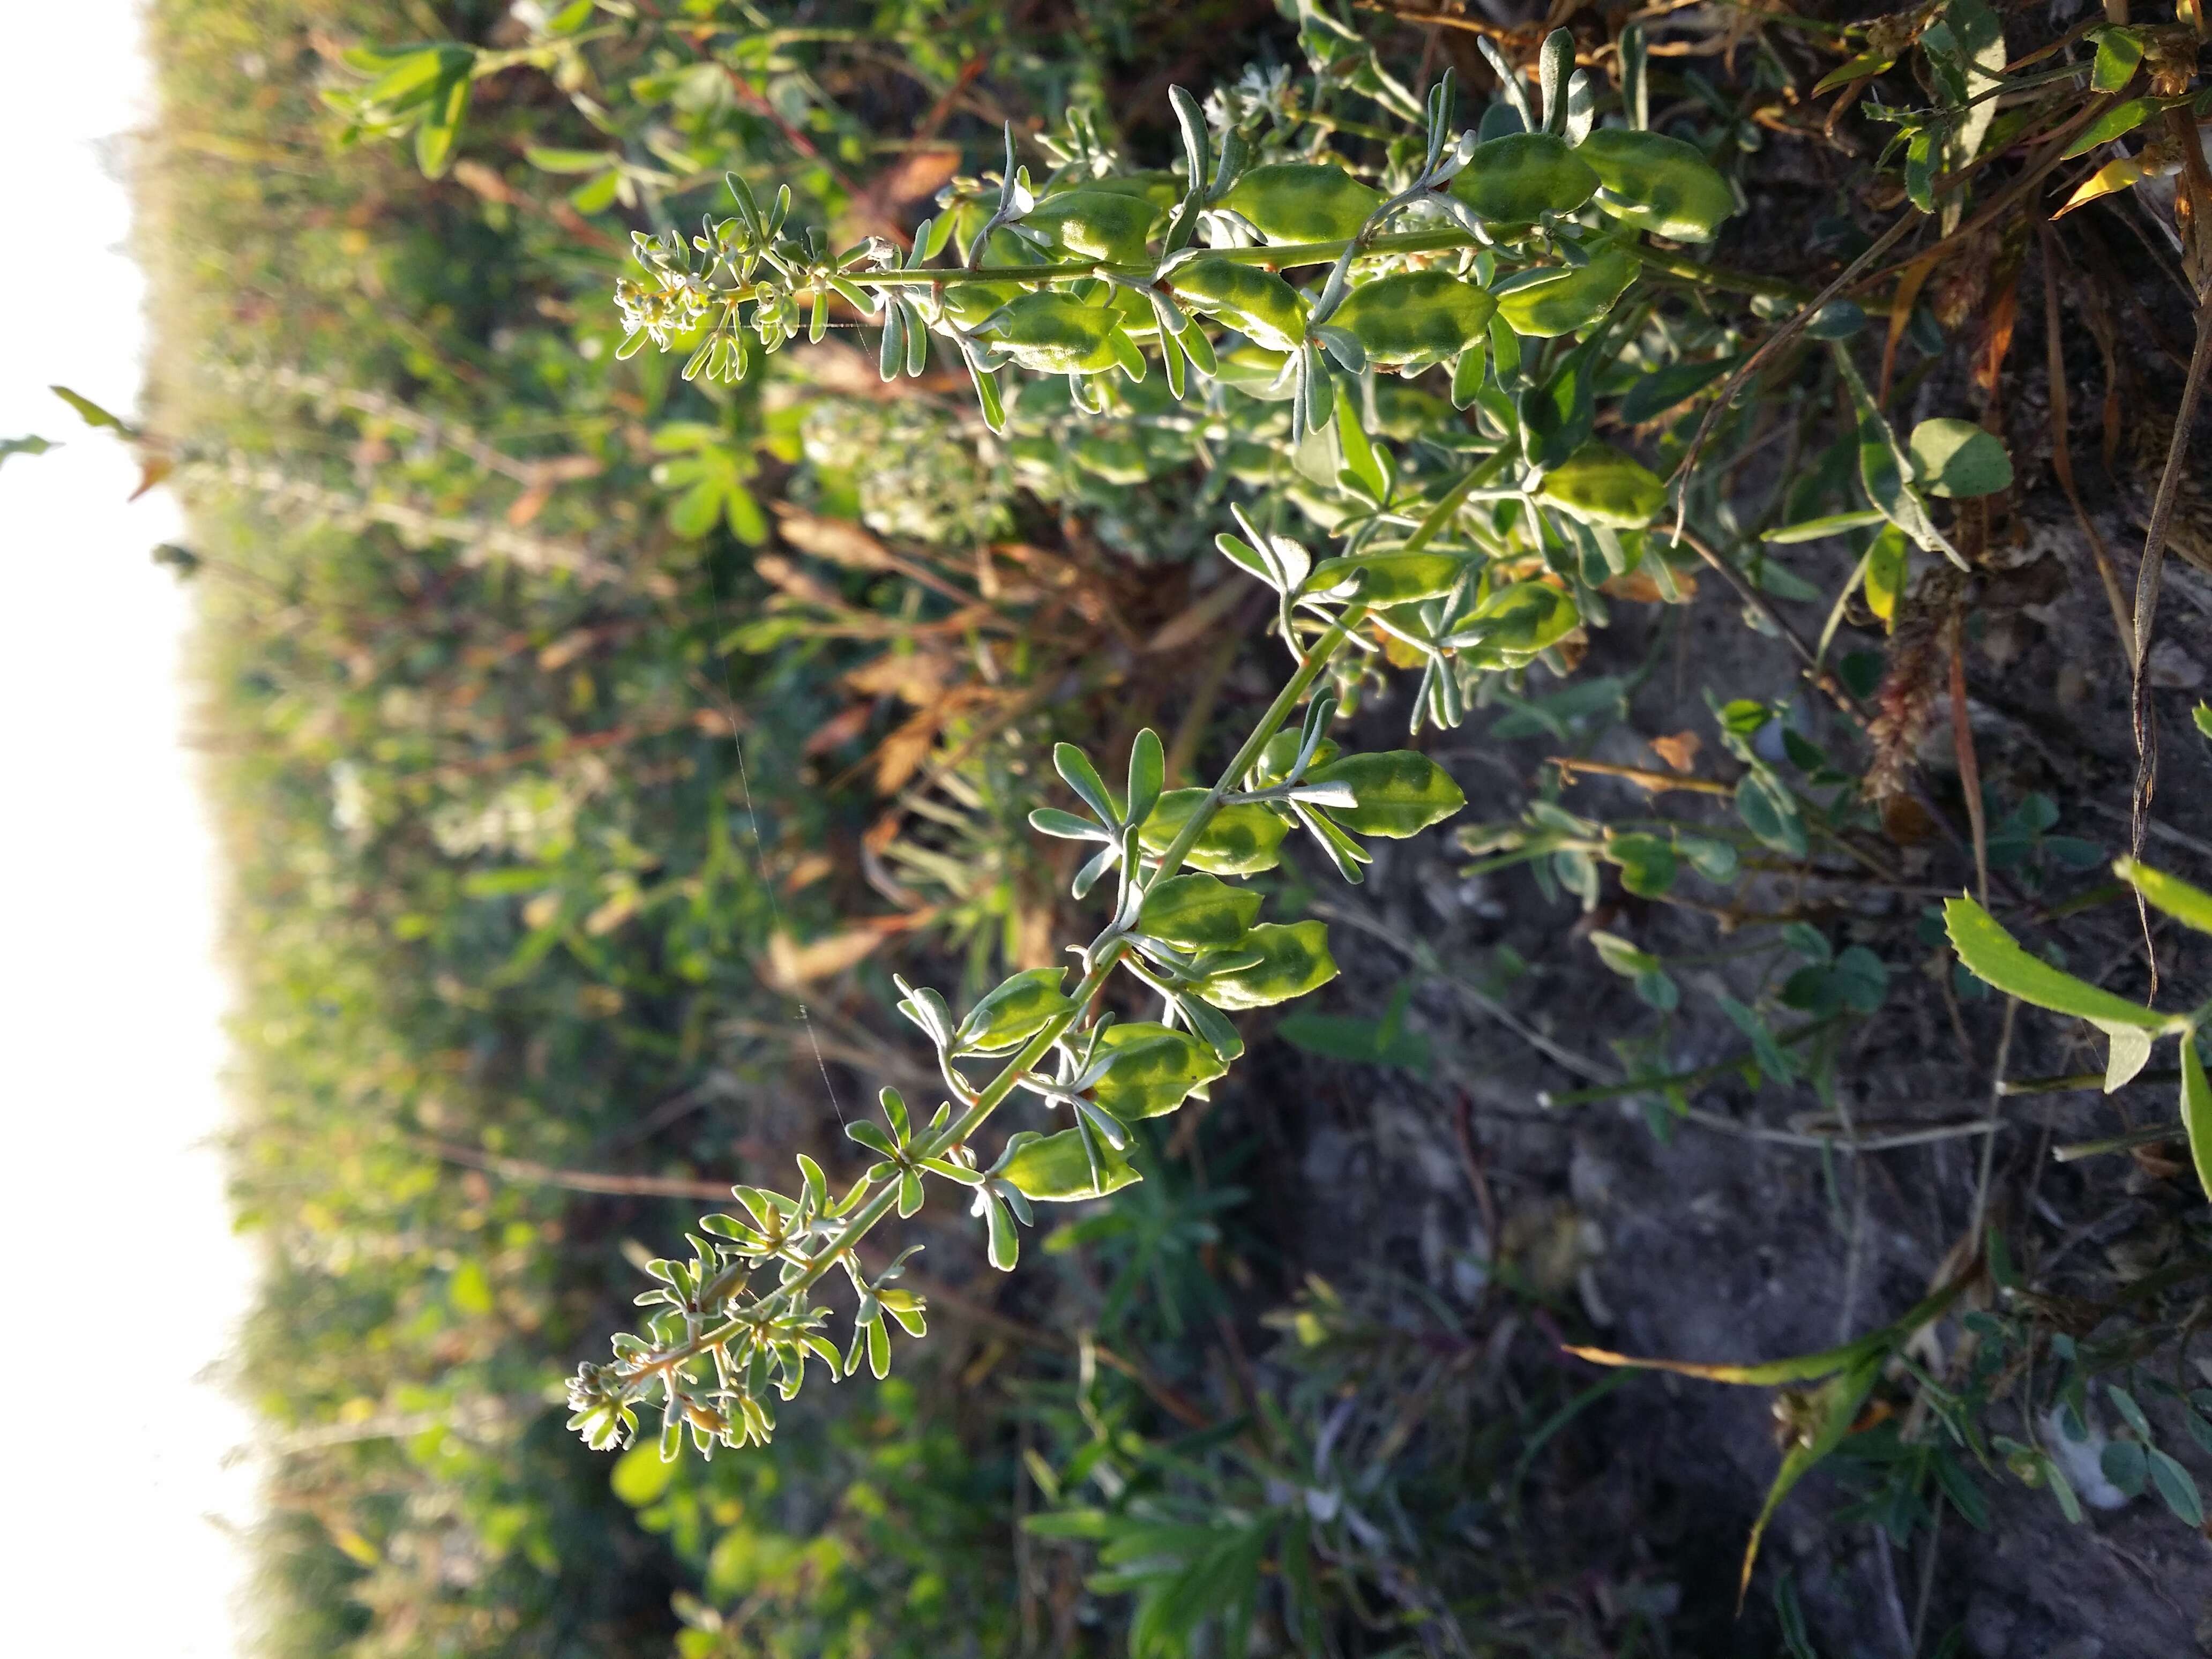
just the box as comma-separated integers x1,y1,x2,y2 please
565,35,1754,1462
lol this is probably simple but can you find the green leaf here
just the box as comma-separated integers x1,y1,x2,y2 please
1941,899,2173,1030
1251,729,1340,787
1300,551,1470,606
1907,418,2013,498
1492,247,1636,338
1332,271,1494,371
1737,1357,1883,1605
1194,921,1338,1011
1589,930,1662,977
1735,772,1806,858
1574,128,1737,243
610,1443,679,1506
1022,188,1161,263
1762,509,1887,544
1139,790,1290,876
50,385,128,431
1087,1023,1228,1119
1275,1005,1431,1074
1835,349,1959,565
0,435,55,469
1864,524,1909,627
2183,1036,2212,1206
1448,131,1599,222
2195,703,2212,743
990,292,1123,373
1138,872,1262,947
667,479,724,539
2090,25,2144,93
2149,1448,2204,1527
998,1128,1140,1202
2062,96,2160,159
1125,728,1166,830
1454,580,1580,659
2099,1439,2148,1498
525,145,617,173
1303,751,1467,837
1603,833,1678,898
414,68,470,179
1620,355,1738,425
449,1258,495,1316
1217,161,1383,243
1719,993,1798,1083
2118,858,2212,936
954,967,1074,1055
1538,442,1667,528
1812,49,1900,97
723,482,766,544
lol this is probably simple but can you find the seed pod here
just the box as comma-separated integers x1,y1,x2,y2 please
989,291,1124,373
1493,246,1635,338
1217,162,1384,243
1448,132,1600,223
1537,440,1667,527
1574,129,1736,243
1167,257,1309,352
1329,270,1496,370
1021,188,1161,263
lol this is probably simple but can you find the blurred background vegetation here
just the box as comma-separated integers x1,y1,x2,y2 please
152,3,1545,1654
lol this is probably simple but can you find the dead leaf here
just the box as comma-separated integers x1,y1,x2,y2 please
451,159,519,204
872,704,945,792
692,706,746,737
766,928,883,988
506,482,552,527
536,629,597,671
753,554,844,607
1599,569,1695,604
1880,794,1935,845
804,702,875,756
846,649,952,705
877,147,962,204
130,455,175,500
1648,731,1702,774
1375,625,1426,670
775,505,894,570
1144,578,1245,654
584,890,638,936
782,851,834,893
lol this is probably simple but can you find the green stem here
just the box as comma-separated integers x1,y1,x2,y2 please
806,228,1797,299
924,601,1371,1154
616,604,1372,1393
1538,1013,1846,1108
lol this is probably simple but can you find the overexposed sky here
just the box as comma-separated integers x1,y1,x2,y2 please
0,1,260,1652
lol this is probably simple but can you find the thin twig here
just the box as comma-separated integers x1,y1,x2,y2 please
2128,292,2212,996
1312,899,1613,1083
1670,213,1918,509
2038,224,2135,661
1947,612,1989,905
1968,1000,2020,1246
1547,756,1733,796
